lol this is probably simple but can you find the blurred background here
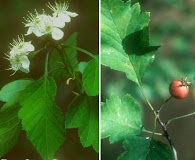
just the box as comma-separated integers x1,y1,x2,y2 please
101,0,195,160
0,0,98,160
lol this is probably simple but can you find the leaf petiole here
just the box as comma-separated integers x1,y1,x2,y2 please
64,45,96,59
142,128,163,136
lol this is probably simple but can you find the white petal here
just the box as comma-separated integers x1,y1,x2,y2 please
26,28,33,35
34,29,44,37
51,28,64,40
66,11,78,17
59,13,71,22
25,42,35,52
20,56,30,72
53,17,65,28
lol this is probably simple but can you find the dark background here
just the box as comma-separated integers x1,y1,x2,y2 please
0,0,98,160
101,0,195,160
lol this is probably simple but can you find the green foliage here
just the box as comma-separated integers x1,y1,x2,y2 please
101,0,151,84
83,57,99,96
18,76,65,160
50,32,78,80
78,62,88,73
66,93,99,152
101,0,175,159
101,94,142,143
0,105,21,157
118,136,174,160
0,79,34,102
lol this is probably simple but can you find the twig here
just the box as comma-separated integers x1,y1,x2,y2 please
166,111,195,126
157,96,172,113
156,97,178,160
156,115,178,160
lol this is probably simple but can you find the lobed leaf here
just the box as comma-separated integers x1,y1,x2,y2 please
101,0,159,85
118,136,174,160
101,94,142,143
18,76,65,160
65,93,99,152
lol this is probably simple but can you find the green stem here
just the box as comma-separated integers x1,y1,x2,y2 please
55,46,83,94
44,51,49,77
157,96,172,113
166,111,195,126
139,85,157,116
64,45,96,59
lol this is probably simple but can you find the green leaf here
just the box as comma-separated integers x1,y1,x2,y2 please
118,136,174,160
78,62,88,74
83,58,99,96
122,27,160,83
50,32,78,80
18,76,65,160
66,93,99,152
101,0,158,84
0,79,34,102
0,105,21,157
101,94,142,143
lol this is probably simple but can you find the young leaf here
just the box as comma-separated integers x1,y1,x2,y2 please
101,0,158,84
118,136,174,160
0,105,21,157
78,61,88,74
65,93,99,152
18,76,65,160
101,94,142,143
82,57,99,96
0,79,34,102
50,32,78,80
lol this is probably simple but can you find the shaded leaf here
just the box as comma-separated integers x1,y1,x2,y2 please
101,94,142,143
0,105,21,157
50,32,78,80
118,136,174,160
66,93,99,152
19,76,65,160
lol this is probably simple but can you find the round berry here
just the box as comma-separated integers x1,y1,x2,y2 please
169,80,189,99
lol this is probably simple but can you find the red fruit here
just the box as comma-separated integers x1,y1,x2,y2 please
169,80,189,99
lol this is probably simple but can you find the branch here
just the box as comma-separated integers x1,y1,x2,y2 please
166,111,195,126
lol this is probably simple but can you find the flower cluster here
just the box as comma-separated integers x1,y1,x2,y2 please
6,1,77,74
6,36,34,74
24,2,78,40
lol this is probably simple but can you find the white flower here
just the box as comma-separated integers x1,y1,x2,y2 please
47,2,78,26
6,36,34,74
24,12,64,40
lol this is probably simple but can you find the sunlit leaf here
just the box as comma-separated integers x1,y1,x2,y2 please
101,94,142,143
0,79,33,102
101,0,159,85
19,76,65,160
